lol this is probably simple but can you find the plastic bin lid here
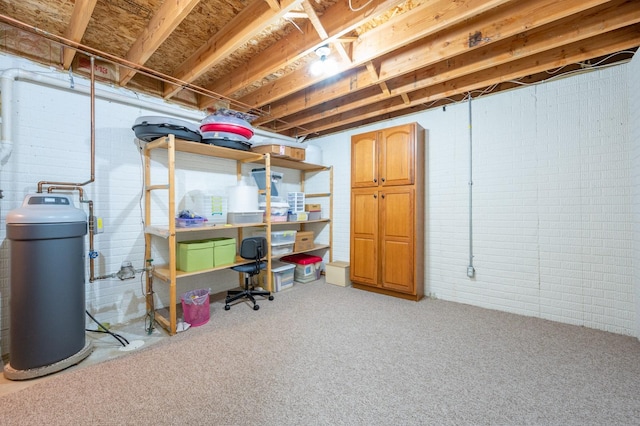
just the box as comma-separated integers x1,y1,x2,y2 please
7,194,87,224
281,253,323,265
133,116,200,133
271,261,296,272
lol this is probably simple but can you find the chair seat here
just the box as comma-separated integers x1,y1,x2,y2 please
231,262,266,274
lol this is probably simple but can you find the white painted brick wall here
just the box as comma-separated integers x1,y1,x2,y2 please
630,52,640,339
313,61,635,337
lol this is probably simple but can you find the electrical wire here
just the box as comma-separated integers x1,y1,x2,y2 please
421,50,635,111
85,310,130,347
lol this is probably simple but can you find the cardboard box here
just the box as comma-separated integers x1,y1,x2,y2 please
305,203,321,211
294,231,314,252
251,144,306,161
325,261,351,287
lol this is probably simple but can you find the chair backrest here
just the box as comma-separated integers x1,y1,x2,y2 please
238,236,267,260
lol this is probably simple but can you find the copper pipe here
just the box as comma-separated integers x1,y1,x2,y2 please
0,13,265,115
39,58,98,282
37,57,96,192
46,185,96,280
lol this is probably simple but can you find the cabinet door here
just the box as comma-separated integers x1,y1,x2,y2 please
350,189,378,286
380,187,415,294
379,124,415,187
351,131,378,188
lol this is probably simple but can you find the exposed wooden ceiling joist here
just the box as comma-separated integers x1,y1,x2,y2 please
297,25,640,136
119,0,202,86
0,0,637,139
264,0,640,133
62,0,98,69
163,0,303,99
197,0,408,110
253,0,626,128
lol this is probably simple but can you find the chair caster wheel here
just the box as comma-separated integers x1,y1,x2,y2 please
268,295,274,301
253,304,260,311
224,305,230,311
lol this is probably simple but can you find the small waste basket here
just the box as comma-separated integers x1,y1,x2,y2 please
181,289,210,327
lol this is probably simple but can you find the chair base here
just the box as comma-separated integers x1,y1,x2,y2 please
225,279,273,311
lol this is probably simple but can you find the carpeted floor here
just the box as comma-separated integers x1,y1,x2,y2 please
1,280,640,425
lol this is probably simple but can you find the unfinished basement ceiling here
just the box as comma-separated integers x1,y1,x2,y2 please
0,0,638,139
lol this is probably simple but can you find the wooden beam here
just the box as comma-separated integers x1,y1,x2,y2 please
264,0,282,11
267,0,640,131
163,0,302,99
62,0,98,69
119,0,201,86
240,0,524,110
296,25,640,135
250,0,617,125
365,61,390,96
197,0,407,109
301,0,351,63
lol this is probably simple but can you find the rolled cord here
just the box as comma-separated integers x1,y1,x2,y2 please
85,310,130,347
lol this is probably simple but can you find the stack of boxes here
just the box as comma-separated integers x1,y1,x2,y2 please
281,253,323,283
176,237,236,272
305,203,322,220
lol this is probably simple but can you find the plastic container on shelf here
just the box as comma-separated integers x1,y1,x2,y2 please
270,261,295,292
132,116,201,143
281,253,323,283
176,217,206,228
307,211,321,220
259,201,289,222
253,230,297,245
184,190,227,224
270,242,294,256
287,192,305,213
288,212,308,222
227,211,263,224
251,168,283,196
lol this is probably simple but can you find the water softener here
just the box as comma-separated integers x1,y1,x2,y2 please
4,194,92,380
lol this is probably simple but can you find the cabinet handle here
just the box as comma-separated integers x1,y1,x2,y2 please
381,194,385,199
373,194,377,199
373,178,377,183
381,177,385,182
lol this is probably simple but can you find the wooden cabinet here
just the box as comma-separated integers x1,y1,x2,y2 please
350,123,425,301
351,125,416,188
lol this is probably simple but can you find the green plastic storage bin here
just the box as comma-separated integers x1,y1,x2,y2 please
177,240,214,272
210,237,236,267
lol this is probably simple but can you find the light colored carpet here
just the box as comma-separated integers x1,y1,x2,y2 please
1,280,640,425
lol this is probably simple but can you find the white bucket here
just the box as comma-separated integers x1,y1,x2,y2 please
305,144,322,165
227,184,258,212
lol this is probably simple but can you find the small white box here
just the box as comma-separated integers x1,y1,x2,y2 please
325,261,351,287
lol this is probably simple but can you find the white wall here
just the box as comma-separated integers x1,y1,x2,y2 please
311,59,636,336
631,52,640,339
0,52,637,358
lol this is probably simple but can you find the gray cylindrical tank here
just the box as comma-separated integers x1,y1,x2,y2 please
6,194,87,371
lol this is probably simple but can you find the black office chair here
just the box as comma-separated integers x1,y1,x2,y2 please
225,236,274,311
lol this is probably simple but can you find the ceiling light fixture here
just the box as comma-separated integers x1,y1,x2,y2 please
310,44,336,77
